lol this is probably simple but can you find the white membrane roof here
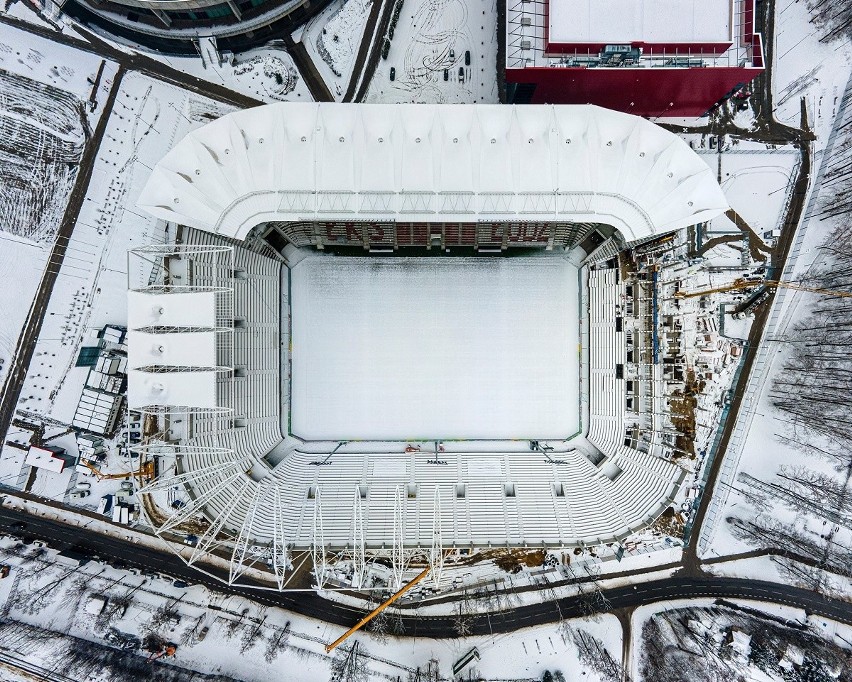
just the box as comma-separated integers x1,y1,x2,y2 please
128,290,216,329
127,370,218,409
128,331,217,369
548,0,732,45
138,103,728,243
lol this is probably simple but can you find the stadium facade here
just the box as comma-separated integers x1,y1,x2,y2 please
61,0,331,53
129,103,728,590
505,0,764,116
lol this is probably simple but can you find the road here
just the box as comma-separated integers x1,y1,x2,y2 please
348,0,396,102
282,33,335,102
2,505,850,641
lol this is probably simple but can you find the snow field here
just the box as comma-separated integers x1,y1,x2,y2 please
158,46,314,103
302,0,372,99
290,255,580,440
699,75,852,562
0,22,118,112
366,0,499,103
773,0,852,139
0,22,122,390
0,236,47,388
698,148,799,248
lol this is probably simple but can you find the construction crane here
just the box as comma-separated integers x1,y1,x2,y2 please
81,458,155,481
325,566,431,653
8,415,75,452
675,279,852,300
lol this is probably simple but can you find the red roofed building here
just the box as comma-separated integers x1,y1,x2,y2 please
505,0,764,117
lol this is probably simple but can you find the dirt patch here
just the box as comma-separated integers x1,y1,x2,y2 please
477,548,547,573
140,494,209,535
143,414,159,438
650,506,685,538
668,369,705,457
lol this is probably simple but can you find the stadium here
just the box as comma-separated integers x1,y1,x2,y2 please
128,103,728,591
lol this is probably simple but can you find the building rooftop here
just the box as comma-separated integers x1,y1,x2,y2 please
548,0,732,46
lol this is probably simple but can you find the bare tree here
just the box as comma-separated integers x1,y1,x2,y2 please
239,609,267,655
329,641,369,682
572,629,627,682
263,620,291,663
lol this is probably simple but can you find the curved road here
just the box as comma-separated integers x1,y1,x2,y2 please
2,505,849,641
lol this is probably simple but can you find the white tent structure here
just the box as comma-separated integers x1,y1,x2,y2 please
138,103,728,243
128,290,217,329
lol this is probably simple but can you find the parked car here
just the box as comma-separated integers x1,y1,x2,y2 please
464,50,471,66
443,69,449,81
458,67,465,83
173,580,189,589
70,490,90,499
449,49,455,60
389,67,396,81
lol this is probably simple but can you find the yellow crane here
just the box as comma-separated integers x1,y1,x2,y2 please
675,279,852,300
325,566,431,653
81,458,155,481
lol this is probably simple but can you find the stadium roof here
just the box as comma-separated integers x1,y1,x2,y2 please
138,103,728,244
128,290,217,329
128,370,219,410
128,331,217,369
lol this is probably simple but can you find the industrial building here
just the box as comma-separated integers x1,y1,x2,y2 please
505,0,764,116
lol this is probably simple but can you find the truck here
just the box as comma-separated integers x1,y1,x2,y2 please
97,494,114,516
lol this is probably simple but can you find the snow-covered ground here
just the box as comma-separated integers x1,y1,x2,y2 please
0,236,47,388
773,0,852,139
0,526,623,682
632,599,852,682
0,21,118,107
714,150,799,238
160,45,314,103
365,0,498,103
290,254,580,440
301,0,372,99
698,71,852,561
0,21,119,388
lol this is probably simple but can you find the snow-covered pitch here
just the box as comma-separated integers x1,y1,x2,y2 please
290,255,580,440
